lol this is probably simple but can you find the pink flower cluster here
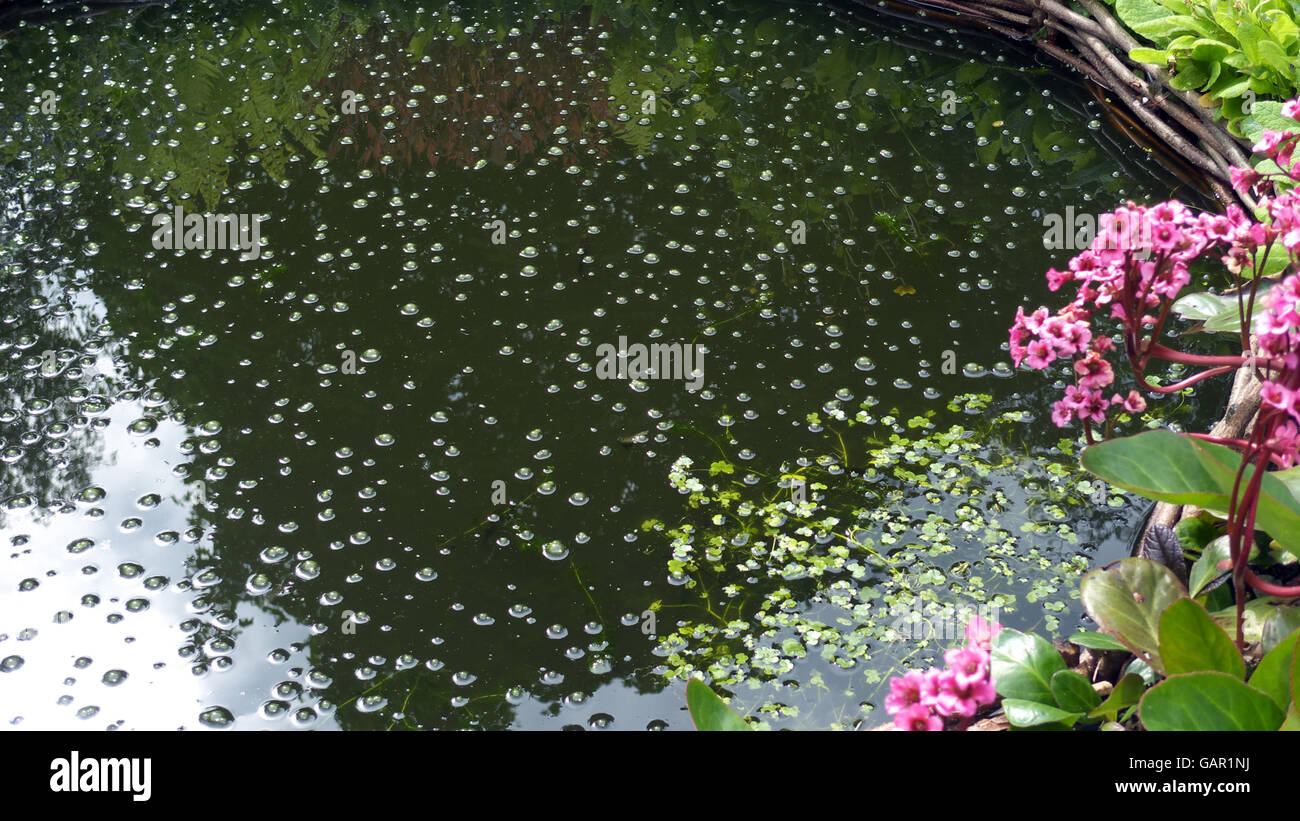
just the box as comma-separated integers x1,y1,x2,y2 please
1254,275,1300,466
1008,152,1278,429
885,616,1002,731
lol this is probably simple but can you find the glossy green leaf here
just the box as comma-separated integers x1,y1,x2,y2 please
1126,657,1159,686
1188,535,1231,598
1171,289,1235,323
1204,285,1276,333
1081,430,1300,558
1051,669,1102,713
1189,38,1232,62
1249,626,1300,711
991,628,1067,705
1115,0,1173,35
1090,673,1147,720
1159,597,1245,679
1069,630,1129,651
1002,698,1082,728
1080,557,1188,674
1173,515,1217,555
1140,671,1284,730
686,679,751,731
1128,47,1167,63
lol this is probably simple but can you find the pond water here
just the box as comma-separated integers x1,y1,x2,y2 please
0,0,1221,729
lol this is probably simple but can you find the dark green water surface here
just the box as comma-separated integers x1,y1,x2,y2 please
0,0,1216,729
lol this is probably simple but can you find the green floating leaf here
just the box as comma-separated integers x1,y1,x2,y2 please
991,628,1067,706
1249,626,1300,711
1002,698,1082,728
1159,597,1245,679
1080,557,1187,674
1082,430,1300,558
1051,669,1102,714
686,679,751,731
1069,630,1129,651
1140,671,1284,730
1090,673,1147,720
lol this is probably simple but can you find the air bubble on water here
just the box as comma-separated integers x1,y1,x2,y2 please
198,707,234,728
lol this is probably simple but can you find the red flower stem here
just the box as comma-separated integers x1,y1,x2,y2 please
1144,343,1249,367
1136,365,1237,394
1242,566,1300,597
1186,433,1249,449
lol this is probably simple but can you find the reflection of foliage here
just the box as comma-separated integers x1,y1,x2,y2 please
644,394,1132,728
0,0,1195,730
0,204,113,523
323,16,617,171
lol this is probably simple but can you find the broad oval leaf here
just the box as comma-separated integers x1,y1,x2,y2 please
991,628,1067,705
1140,671,1284,730
1159,597,1244,679
1082,430,1300,559
1051,669,1101,713
1249,626,1300,711
1173,516,1216,554
686,679,751,731
1069,630,1129,651
1002,698,1082,728
1172,284,1276,334
1080,557,1187,674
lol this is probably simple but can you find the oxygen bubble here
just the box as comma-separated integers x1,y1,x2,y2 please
127,417,158,436
198,706,235,728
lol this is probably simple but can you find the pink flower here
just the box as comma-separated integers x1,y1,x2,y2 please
1074,352,1114,390
1255,130,1288,156
1046,267,1072,292
894,703,942,731
945,645,990,689
885,670,931,714
1112,389,1146,414
1283,98,1300,120
964,615,1003,650
1024,339,1056,370
1076,388,1111,424
1231,166,1263,195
